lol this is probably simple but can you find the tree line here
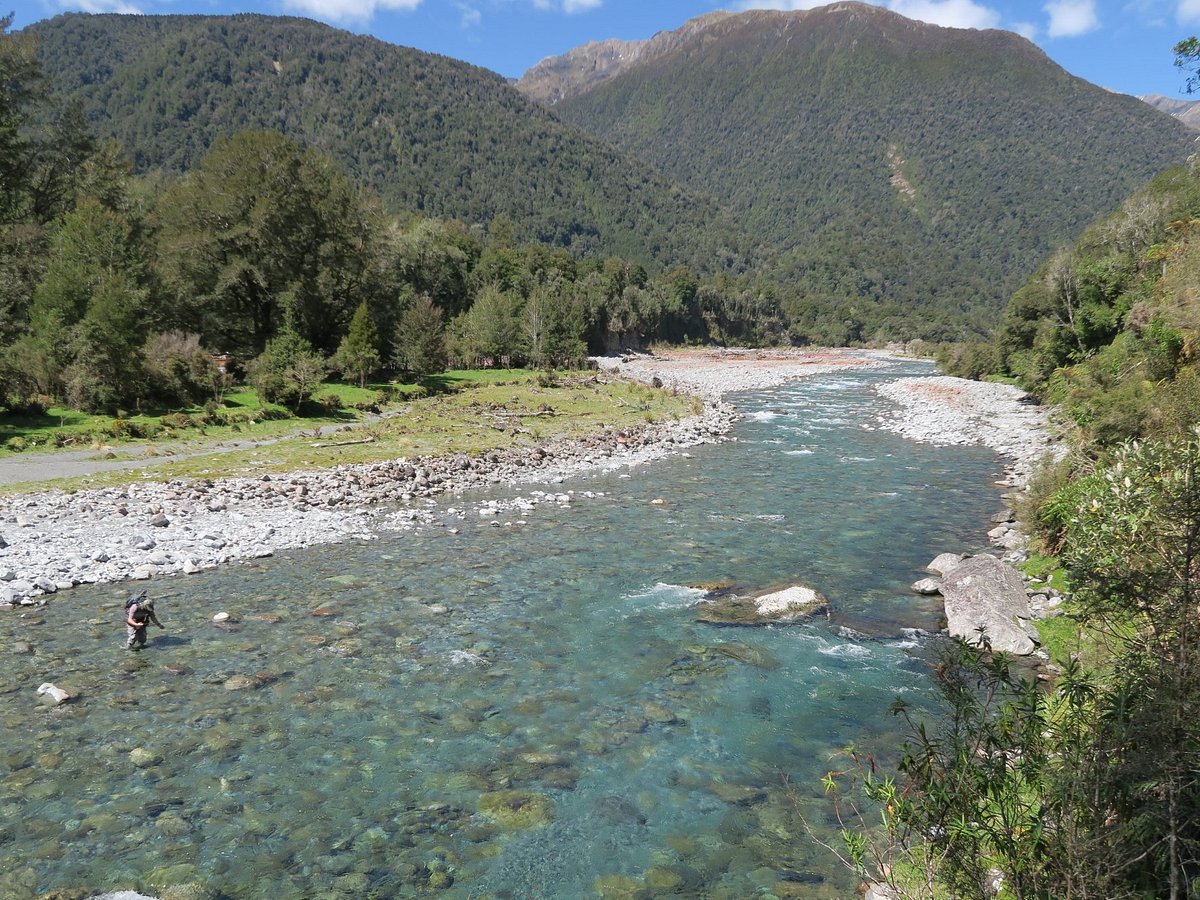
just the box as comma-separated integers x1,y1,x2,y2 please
0,19,791,417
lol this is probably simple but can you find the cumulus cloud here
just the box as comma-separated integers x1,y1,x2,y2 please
281,0,421,23
1044,0,1099,36
1179,0,1200,24
1012,20,1038,39
736,0,1001,30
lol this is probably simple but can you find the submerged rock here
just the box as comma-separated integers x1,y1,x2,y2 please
940,555,1038,655
696,584,827,626
713,642,780,671
477,790,554,829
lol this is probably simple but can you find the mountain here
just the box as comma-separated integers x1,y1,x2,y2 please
518,3,1194,338
520,11,734,107
25,13,749,275
1141,93,1200,131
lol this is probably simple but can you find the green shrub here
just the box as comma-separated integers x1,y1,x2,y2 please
5,436,27,452
317,392,342,413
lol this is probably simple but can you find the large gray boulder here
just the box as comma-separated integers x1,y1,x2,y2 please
940,555,1038,655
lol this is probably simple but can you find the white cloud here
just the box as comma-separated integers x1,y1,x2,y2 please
1044,0,1100,37
531,0,602,11
281,0,421,23
1012,20,1038,39
735,0,1001,30
1179,0,1200,24
457,2,481,26
735,0,831,9
889,0,999,29
62,0,143,12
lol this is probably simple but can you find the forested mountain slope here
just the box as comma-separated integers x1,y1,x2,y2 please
25,13,748,274
521,3,1194,339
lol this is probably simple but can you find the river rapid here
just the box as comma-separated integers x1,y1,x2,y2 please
0,360,1008,899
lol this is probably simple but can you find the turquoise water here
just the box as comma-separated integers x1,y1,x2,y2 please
0,362,1005,899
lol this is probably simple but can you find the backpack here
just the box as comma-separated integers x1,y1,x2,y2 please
125,592,147,611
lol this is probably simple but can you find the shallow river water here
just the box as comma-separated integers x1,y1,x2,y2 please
0,361,1007,899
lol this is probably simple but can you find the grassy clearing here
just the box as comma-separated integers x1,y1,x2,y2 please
0,370,700,494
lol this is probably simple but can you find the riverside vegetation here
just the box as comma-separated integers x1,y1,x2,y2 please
836,49,1200,900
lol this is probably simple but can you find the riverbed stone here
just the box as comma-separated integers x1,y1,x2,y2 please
927,552,965,575
940,555,1037,655
477,790,554,829
911,577,942,595
696,585,827,626
129,746,162,767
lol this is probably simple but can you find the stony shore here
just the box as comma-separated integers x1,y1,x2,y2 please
874,375,1063,490
0,350,1058,608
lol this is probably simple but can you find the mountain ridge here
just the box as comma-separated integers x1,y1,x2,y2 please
25,12,750,275
1141,93,1200,131
520,4,1194,337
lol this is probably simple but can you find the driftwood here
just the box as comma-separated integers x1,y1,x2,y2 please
308,436,376,448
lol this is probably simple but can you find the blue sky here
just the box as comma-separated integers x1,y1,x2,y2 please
14,0,1200,99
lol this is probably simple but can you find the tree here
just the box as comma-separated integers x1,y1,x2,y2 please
1174,37,1200,94
155,130,375,357
250,327,327,412
1061,435,1200,898
142,331,222,406
61,271,148,413
393,293,447,379
26,198,151,406
460,283,523,367
523,279,587,368
382,218,479,319
331,300,382,388
0,15,41,227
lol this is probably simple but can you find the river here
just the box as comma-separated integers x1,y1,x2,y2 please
0,360,1006,898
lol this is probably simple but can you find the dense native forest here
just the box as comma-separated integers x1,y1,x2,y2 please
26,13,750,278
538,5,1194,341
0,18,791,419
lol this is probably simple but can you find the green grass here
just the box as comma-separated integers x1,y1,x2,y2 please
1019,554,1070,594
0,370,699,493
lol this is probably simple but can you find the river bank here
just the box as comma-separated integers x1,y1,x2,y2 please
0,350,1057,607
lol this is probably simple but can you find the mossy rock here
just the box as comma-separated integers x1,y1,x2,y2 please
594,873,642,899
477,790,554,829
696,585,828,627
643,866,685,892
146,863,203,890
712,642,780,671
128,747,162,767
687,579,736,594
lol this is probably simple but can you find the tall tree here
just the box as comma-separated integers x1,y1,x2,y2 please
393,293,447,379
332,299,382,389
460,283,523,367
154,130,375,357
